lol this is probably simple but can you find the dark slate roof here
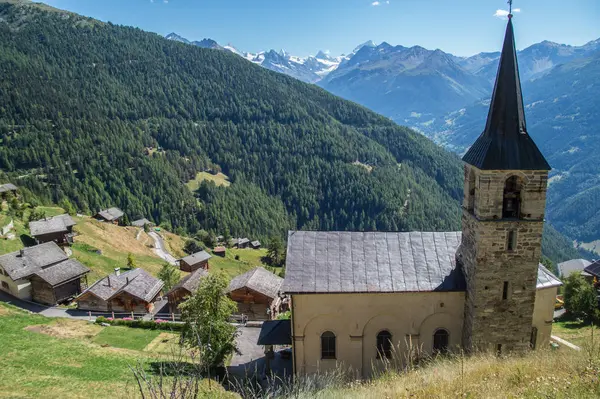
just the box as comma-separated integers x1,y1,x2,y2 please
34,258,90,286
558,259,592,278
283,231,464,294
79,268,163,302
228,267,283,299
537,264,563,289
284,231,560,294
131,218,153,227
168,268,208,295
180,250,211,265
251,240,261,247
0,183,18,193
462,18,550,171
257,320,292,346
584,260,600,279
96,207,124,221
0,242,68,280
29,214,76,236
238,238,250,245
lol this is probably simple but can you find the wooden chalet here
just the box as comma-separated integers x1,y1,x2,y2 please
131,218,154,228
0,242,89,305
166,268,208,313
213,246,226,257
0,183,17,198
179,250,211,272
94,207,124,224
76,268,164,313
29,214,76,246
250,240,261,249
233,238,250,249
227,267,284,321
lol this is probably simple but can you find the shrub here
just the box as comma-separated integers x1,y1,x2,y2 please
95,316,183,331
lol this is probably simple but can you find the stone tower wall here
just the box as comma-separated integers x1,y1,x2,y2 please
459,164,548,352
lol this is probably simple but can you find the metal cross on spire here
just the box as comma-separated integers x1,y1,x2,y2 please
508,0,513,15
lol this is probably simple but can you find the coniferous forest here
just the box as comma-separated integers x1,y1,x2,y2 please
0,3,587,263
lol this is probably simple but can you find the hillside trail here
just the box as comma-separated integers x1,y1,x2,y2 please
148,231,177,265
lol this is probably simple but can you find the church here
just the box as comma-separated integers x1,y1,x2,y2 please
282,14,562,378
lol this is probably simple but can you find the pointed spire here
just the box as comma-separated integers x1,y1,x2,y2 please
462,17,550,171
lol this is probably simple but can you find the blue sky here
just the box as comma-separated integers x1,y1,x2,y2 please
41,0,600,57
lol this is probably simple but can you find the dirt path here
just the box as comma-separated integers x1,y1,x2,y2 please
148,231,177,265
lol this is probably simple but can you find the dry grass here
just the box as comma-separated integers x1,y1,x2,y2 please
161,230,188,259
74,217,157,257
299,349,600,399
25,318,102,340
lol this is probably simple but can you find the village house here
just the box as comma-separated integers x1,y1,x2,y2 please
29,214,76,246
227,267,284,320
213,246,226,257
557,258,592,279
250,240,261,249
94,207,124,224
76,268,163,313
0,242,89,305
178,250,211,272
0,183,18,199
232,238,250,249
131,218,153,228
280,16,562,378
166,268,208,313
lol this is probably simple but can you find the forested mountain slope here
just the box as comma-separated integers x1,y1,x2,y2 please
0,2,462,240
0,2,586,264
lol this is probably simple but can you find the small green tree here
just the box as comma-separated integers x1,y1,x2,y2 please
59,198,76,215
179,271,238,369
127,252,136,269
267,236,285,267
157,263,180,291
564,273,598,321
183,239,204,254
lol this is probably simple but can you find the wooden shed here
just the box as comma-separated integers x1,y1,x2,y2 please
166,268,208,313
94,207,124,224
179,251,211,272
227,267,284,321
30,259,89,305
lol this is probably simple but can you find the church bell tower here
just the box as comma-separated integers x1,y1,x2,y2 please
457,14,551,353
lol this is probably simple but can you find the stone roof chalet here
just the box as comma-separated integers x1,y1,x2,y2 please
557,258,592,278
180,250,211,266
168,268,208,296
80,268,163,303
0,242,89,286
228,267,283,300
283,231,561,294
0,183,18,193
95,207,124,222
131,218,153,227
29,214,76,237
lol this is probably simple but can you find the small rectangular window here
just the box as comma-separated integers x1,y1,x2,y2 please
507,230,516,251
502,281,509,300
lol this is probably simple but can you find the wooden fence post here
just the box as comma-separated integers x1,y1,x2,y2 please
171,313,175,322
88,311,91,321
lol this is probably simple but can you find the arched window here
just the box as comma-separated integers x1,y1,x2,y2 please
321,331,336,359
433,329,449,354
376,330,393,359
502,176,522,219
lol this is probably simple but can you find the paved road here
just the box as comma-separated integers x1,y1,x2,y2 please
0,290,94,320
148,231,177,265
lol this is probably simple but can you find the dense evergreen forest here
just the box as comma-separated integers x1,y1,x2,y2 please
0,2,587,264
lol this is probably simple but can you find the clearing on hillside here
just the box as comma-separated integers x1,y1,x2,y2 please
186,171,231,191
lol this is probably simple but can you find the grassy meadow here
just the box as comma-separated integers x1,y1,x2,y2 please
186,171,231,191
0,303,234,398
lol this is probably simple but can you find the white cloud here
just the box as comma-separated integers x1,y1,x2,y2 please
494,8,521,19
371,1,380,5
371,1,389,5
